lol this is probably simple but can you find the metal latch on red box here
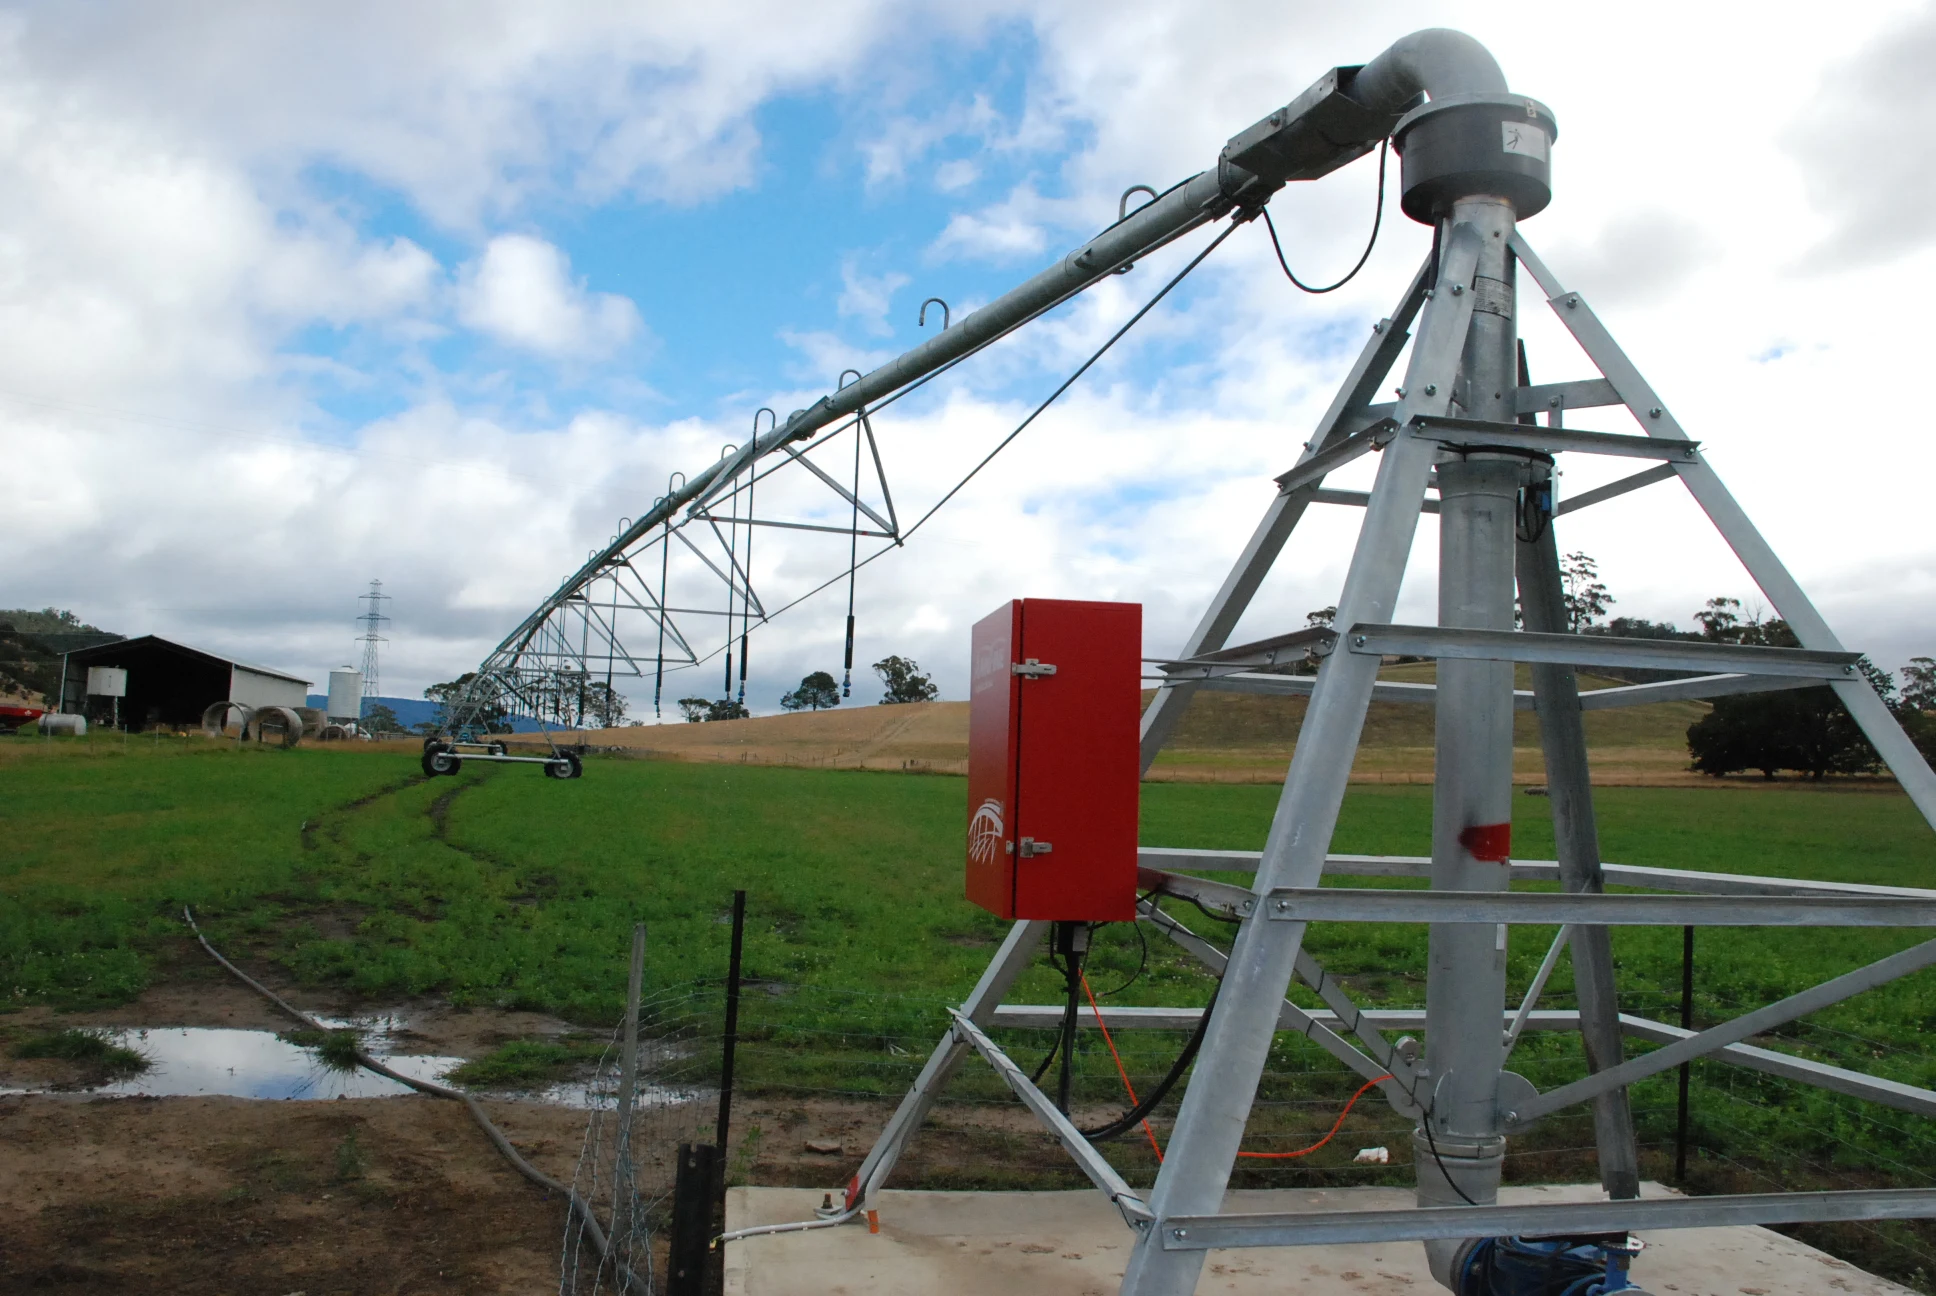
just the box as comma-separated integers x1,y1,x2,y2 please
1012,659,1057,677
1019,837,1053,857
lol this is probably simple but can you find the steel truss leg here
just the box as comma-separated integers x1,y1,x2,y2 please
1118,222,1486,1296
1138,258,1432,772
1516,479,1642,1200
846,919,1049,1209
1511,232,1936,829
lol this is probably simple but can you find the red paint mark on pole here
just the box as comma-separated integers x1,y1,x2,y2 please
1459,822,1512,862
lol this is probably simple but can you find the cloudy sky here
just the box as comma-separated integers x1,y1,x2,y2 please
6,1,1935,716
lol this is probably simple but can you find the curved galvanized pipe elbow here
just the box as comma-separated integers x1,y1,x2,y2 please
1350,28,1509,110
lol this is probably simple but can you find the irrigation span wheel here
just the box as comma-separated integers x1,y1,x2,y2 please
422,745,461,777
544,752,582,780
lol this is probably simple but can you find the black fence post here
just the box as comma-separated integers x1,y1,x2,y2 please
667,1142,723,1296
1675,924,1694,1182
716,890,746,1182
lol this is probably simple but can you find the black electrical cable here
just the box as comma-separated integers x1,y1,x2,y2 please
1079,976,1223,1143
1514,341,1554,544
1094,913,1150,999
1420,1115,1482,1207
1261,137,1389,295
1057,930,1084,1113
1183,893,1244,928
1028,1031,1062,1086
1031,940,1073,1085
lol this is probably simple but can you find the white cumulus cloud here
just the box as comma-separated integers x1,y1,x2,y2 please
456,234,643,359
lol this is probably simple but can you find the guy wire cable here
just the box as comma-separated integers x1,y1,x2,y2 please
637,214,1238,685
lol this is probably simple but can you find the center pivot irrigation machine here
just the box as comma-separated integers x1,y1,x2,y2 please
463,26,1936,1296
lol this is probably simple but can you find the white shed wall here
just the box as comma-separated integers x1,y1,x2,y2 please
230,666,309,709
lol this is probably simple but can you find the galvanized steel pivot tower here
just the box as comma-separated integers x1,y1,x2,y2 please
822,27,1936,1296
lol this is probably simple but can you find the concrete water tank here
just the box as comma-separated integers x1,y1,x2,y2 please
326,669,362,722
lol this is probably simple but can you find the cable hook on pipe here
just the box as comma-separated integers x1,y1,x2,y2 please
1119,184,1158,221
918,298,949,331
752,407,776,437
837,369,862,389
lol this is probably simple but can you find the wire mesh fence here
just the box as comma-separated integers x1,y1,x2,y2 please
559,984,724,1296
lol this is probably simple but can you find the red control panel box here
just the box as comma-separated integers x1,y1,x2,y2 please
967,598,1141,921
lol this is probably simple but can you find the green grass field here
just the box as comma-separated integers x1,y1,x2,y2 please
7,733,1936,1280
8,734,1931,1026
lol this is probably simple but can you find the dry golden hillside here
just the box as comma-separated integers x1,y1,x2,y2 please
517,663,1707,785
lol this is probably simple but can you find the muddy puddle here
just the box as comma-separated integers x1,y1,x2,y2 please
3,1018,713,1109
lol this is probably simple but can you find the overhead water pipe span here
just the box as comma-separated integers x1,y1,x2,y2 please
472,27,1530,693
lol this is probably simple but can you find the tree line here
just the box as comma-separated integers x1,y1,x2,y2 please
678,654,937,722
414,654,939,733
1558,555,1935,781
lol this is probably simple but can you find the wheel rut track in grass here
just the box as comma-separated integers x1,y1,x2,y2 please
299,772,434,854
423,766,518,871
274,768,507,956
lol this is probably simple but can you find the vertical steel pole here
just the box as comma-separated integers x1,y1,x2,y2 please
1516,472,1642,1201
1119,224,1484,1296
1676,924,1695,1182
1414,199,1517,1232
1410,194,1523,1289
1419,451,1519,1188
613,923,647,1252
616,923,647,1132
717,890,747,1155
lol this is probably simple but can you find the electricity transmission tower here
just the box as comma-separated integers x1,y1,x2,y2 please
356,580,389,723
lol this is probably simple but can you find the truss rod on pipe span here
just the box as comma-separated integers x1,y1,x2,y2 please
457,54,1430,728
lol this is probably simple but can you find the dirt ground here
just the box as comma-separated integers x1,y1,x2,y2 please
0,1091,588,1294
0,971,1025,1293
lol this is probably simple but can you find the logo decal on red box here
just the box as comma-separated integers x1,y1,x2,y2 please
969,798,1005,865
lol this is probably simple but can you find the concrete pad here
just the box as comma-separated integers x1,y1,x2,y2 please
725,1182,1911,1296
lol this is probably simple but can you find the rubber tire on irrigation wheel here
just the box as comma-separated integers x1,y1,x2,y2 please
489,741,508,756
422,747,461,777
423,735,447,753
544,752,583,780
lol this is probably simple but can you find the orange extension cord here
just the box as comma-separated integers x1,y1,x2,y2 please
1079,970,1390,1163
